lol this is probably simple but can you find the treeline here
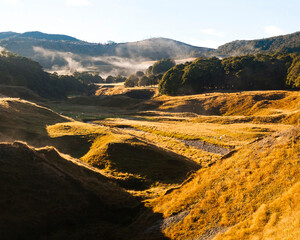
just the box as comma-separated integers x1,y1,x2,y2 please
0,49,96,98
159,53,300,95
124,58,175,87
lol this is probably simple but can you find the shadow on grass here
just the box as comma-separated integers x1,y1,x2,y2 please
0,141,170,240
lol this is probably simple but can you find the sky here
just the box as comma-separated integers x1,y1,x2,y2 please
0,0,299,48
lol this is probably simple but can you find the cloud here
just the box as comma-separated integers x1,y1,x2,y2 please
3,0,23,6
200,28,225,37
66,0,91,7
264,25,285,36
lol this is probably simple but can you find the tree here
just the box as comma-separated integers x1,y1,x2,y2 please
115,75,126,83
182,57,225,92
146,58,176,75
158,64,185,95
136,71,144,78
286,55,300,88
138,75,150,86
105,75,116,83
124,74,139,87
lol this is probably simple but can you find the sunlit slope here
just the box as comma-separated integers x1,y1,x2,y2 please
155,91,300,124
0,141,137,240
48,122,199,189
214,182,300,240
137,127,300,240
0,98,92,157
0,98,69,143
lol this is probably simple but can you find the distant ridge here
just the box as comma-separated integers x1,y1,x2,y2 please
215,31,300,56
0,31,81,42
0,31,19,40
18,31,81,42
0,31,299,75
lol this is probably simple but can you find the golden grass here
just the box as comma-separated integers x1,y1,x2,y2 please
155,91,300,116
100,117,291,147
47,121,108,138
47,121,199,193
2,90,300,238
0,98,70,141
214,182,300,240
118,127,219,166
145,127,300,240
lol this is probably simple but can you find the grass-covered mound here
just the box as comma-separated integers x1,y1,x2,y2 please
134,127,300,239
0,98,69,143
47,122,199,190
0,98,96,158
0,141,138,240
0,85,44,102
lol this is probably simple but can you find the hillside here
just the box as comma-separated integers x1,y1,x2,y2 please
0,141,139,240
1,31,299,76
0,49,89,99
0,32,213,75
0,98,69,143
215,31,300,57
132,127,300,239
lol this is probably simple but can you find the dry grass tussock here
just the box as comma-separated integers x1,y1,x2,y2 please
144,127,300,240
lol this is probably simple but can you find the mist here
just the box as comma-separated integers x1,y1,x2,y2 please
33,46,153,77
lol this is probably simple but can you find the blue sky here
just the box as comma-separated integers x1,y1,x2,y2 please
0,0,299,48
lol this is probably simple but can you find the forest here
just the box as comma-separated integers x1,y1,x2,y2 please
159,53,300,95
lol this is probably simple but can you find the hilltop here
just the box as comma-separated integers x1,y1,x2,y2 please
0,32,213,75
0,31,81,42
215,31,300,57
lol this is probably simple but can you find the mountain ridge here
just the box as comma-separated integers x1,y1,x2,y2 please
0,31,299,75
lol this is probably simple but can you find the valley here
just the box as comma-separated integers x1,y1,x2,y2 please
0,23,299,239
0,86,299,239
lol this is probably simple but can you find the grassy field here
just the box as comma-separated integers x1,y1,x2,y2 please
0,89,299,239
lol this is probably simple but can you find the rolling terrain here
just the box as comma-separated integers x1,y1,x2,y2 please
1,31,299,75
0,32,212,75
0,87,299,239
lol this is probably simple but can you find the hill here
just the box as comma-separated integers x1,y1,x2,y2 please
132,127,300,239
0,141,138,240
115,37,212,59
0,98,70,145
0,31,19,40
0,49,89,99
47,121,200,191
0,32,213,75
18,31,81,42
215,31,300,57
